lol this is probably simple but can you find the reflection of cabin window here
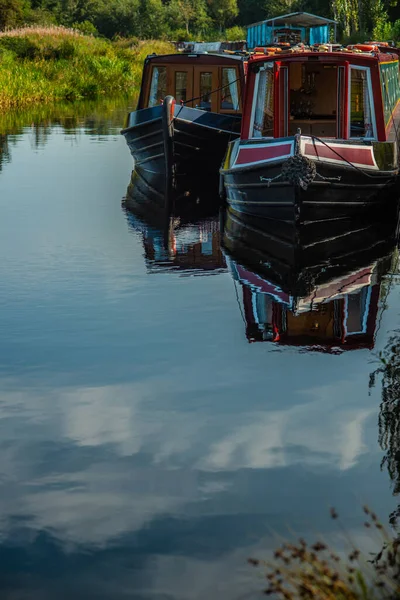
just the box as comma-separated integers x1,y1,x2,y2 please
345,287,371,335
199,72,212,110
253,292,273,324
221,68,239,110
148,66,167,107
252,65,274,137
350,68,374,138
175,72,187,103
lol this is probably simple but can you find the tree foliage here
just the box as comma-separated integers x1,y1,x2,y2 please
1,0,400,41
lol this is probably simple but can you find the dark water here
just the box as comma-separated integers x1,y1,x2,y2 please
1,97,400,599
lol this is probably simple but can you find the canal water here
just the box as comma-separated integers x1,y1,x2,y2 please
0,97,400,599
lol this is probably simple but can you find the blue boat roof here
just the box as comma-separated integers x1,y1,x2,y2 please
247,12,337,29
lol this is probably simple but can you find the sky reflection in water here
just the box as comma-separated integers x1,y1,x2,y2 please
0,102,399,599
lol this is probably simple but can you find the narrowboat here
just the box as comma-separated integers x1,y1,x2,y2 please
220,35,400,221
121,52,246,208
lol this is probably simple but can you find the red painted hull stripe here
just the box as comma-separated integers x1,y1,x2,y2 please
235,143,292,165
303,142,375,167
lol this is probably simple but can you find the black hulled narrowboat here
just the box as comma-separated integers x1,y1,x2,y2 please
220,41,400,222
121,52,246,208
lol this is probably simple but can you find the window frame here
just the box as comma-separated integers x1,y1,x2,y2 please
348,65,376,140
249,62,275,139
219,66,241,114
146,64,168,108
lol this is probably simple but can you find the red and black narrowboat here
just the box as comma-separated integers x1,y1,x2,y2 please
220,44,400,222
121,52,246,208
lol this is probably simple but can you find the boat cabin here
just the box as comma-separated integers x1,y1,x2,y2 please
136,53,246,114
242,49,400,141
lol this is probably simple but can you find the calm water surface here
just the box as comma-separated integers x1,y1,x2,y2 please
1,98,400,599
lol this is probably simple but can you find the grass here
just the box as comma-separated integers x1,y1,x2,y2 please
0,27,174,110
249,507,400,599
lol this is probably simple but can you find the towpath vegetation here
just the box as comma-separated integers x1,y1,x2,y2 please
0,26,173,110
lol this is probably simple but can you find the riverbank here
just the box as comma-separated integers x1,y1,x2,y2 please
0,26,173,110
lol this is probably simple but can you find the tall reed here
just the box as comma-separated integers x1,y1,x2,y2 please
0,28,173,109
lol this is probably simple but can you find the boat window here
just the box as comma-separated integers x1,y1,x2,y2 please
221,68,240,111
350,68,374,138
199,72,213,110
148,66,167,107
380,61,400,126
251,65,274,138
175,72,188,103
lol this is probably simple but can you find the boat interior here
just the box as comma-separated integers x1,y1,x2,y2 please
288,61,339,136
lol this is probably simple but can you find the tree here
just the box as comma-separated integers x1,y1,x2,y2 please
0,0,27,30
91,0,141,37
136,0,167,38
167,0,210,36
207,0,238,30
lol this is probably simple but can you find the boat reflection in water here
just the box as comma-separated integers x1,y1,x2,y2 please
223,208,399,351
123,170,226,275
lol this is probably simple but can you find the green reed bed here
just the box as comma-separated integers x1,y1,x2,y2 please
0,27,173,109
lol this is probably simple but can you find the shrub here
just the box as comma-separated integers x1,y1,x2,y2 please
72,20,98,36
224,25,245,40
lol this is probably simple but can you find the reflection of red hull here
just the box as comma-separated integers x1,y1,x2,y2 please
234,262,384,351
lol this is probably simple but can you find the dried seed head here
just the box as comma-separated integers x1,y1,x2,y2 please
248,558,259,566
330,508,338,520
312,542,327,552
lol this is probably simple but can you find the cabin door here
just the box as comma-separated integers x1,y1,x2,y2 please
193,66,219,112
169,66,194,106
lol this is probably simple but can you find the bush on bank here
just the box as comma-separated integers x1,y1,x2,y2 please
0,27,174,109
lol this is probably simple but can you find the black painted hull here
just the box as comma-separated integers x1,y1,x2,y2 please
122,103,240,209
222,157,400,222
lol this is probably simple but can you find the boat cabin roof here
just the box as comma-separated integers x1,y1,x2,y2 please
248,12,337,29
248,49,399,67
143,52,246,66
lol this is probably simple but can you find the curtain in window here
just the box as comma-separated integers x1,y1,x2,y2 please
252,70,267,137
149,68,160,107
362,72,373,138
226,68,239,110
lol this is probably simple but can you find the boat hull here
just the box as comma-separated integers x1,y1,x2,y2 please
122,100,241,209
221,137,400,222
